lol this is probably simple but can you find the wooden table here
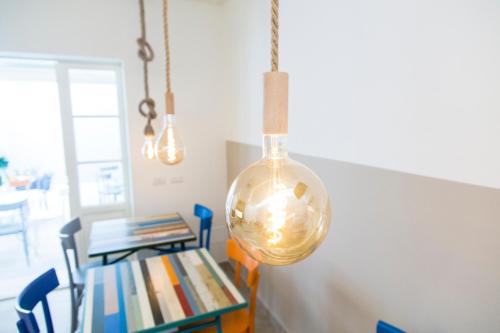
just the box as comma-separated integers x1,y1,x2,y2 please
0,191,28,208
88,213,196,264
81,249,247,333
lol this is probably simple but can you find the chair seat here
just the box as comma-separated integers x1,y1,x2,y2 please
195,309,249,333
72,261,101,286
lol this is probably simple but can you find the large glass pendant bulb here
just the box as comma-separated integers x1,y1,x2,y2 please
154,92,185,165
225,72,331,265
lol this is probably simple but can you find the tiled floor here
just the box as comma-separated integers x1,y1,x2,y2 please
0,189,70,299
0,261,286,333
0,287,71,333
0,216,70,299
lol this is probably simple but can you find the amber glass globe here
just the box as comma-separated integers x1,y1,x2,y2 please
226,135,331,265
155,114,185,165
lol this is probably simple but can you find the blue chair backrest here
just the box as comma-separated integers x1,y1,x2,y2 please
40,174,52,191
29,174,52,191
194,204,213,250
59,218,82,272
29,178,40,190
16,268,60,333
377,320,406,333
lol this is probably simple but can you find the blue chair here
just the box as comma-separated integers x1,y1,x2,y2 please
0,198,29,265
97,166,123,204
16,268,59,333
29,174,52,191
59,217,99,332
160,204,213,253
29,174,52,209
377,320,406,333
193,203,213,250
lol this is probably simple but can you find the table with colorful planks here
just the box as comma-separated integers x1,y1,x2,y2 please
88,213,197,264
81,249,247,333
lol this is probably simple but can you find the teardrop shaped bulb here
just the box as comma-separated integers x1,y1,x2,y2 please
154,114,185,165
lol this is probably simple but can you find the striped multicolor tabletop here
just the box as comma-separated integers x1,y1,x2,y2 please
88,213,196,261
82,249,247,332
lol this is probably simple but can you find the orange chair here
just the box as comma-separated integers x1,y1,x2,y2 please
196,239,260,333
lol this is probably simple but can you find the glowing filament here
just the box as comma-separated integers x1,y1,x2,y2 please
266,178,287,245
166,127,177,162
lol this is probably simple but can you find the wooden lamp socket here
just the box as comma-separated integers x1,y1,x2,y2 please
263,72,288,135
165,91,175,115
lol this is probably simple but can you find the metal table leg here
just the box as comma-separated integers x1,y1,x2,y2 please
215,315,222,333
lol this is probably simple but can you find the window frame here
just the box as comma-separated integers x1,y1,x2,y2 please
55,61,132,216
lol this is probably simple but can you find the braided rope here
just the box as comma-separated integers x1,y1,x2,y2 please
163,0,172,92
137,0,156,133
271,0,279,72
138,0,154,99
139,0,146,40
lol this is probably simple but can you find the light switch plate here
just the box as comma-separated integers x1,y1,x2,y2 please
152,177,167,186
170,176,184,184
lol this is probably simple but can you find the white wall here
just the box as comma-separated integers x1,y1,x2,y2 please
0,0,230,260
222,0,500,190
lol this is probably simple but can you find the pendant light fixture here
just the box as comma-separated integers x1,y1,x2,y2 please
137,0,157,160
154,0,185,165
225,0,331,265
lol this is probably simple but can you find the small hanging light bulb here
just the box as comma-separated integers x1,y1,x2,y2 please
155,92,185,164
141,122,156,160
225,0,331,265
154,0,185,165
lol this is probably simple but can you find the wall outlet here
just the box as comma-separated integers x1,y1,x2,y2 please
152,177,167,186
170,176,184,184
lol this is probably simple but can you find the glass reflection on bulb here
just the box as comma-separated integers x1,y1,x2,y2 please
155,114,185,165
142,134,156,160
226,134,331,265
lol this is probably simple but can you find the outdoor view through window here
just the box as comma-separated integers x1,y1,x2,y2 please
0,57,130,299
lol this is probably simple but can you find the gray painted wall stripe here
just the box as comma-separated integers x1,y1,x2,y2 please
226,140,500,333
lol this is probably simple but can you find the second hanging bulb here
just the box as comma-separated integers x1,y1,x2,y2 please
154,92,185,165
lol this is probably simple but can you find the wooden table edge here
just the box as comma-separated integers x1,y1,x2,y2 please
87,234,197,257
87,212,197,257
90,212,184,226
134,301,249,333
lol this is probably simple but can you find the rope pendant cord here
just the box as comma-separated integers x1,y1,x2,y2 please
263,0,287,135
163,0,172,93
137,0,156,135
139,0,150,98
271,0,279,72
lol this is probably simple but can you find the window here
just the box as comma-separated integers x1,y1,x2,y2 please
0,56,132,214
67,68,127,207
56,62,131,212
0,57,131,297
